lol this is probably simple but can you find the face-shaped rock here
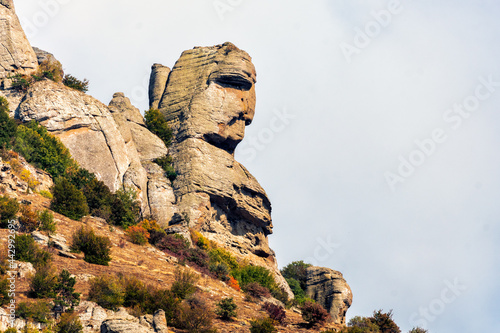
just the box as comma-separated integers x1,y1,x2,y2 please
159,42,256,153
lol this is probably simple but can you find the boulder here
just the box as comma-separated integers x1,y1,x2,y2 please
305,266,353,325
152,310,168,333
76,301,109,333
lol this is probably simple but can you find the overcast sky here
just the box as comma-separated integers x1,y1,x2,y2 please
13,0,500,332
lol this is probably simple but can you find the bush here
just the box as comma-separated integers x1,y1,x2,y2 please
263,302,287,325
144,108,173,146
215,297,237,320
0,97,17,149
156,233,190,254
125,225,150,245
81,177,113,220
153,155,177,181
29,264,57,298
227,276,241,292
177,295,216,333
244,282,271,299
14,234,52,268
250,317,277,333
183,247,209,268
0,276,10,306
88,275,124,310
171,269,198,299
0,195,19,228
55,313,83,333
231,265,276,291
109,187,141,228
39,209,56,234
16,300,52,323
371,310,401,333
39,190,53,199
286,277,307,303
145,288,181,323
122,277,150,310
281,261,311,291
51,177,89,221
301,301,330,327
54,269,80,310
70,227,111,265
63,74,89,92
19,204,39,232
340,316,380,333
209,262,230,281
10,74,31,91
36,59,64,83
3,328,17,333
408,328,427,333
14,121,76,179
208,247,239,270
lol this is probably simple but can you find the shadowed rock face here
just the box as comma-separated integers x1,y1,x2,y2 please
305,266,353,325
159,43,272,255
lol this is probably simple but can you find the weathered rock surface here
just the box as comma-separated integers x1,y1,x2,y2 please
305,266,353,325
99,307,168,333
0,0,38,79
17,80,130,192
158,42,292,298
76,301,109,333
0,154,53,195
149,64,170,110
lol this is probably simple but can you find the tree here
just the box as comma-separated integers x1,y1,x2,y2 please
144,108,173,146
371,310,401,333
51,177,89,220
0,97,17,149
281,261,311,291
215,297,237,320
54,269,80,310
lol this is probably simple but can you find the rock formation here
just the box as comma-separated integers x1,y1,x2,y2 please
149,64,170,110
305,266,353,325
156,42,292,297
0,0,38,80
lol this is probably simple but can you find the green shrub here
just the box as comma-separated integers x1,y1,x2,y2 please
144,108,172,146
183,247,209,268
3,327,18,333
54,269,80,310
145,288,181,323
39,209,56,234
0,195,19,228
408,328,427,333
109,187,141,228
55,313,83,333
63,74,89,92
70,227,111,265
286,277,307,303
14,121,76,180
209,262,230,281
123,277,150,310
37,59,64,83
88,275,124,310
341,316,380,333
156,233,190,254
29,264,57,298
51,177,89,221
301,301,329,327
81,177,113,220
281,261,311,291
231,265,276,291
208,247,239,270
39,190,53,199
16,300,52,323
0,276,10,306
171,269,198,299
10,74,31,91
14,234,52,268
250,317,277,333
215,297,237,320
0,97,17,149
153,155,177,181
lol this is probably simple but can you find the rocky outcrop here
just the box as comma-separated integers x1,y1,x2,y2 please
0,153,53,195
0,0,38,79
149,64,170,110
157,42,292,298
305,266,353,325
99,307,168,333
17,80,130,192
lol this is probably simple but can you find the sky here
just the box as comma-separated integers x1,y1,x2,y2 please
12,0,500,332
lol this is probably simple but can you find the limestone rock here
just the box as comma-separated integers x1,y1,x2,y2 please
16,262,35,279
76,301,109,333
305,266,353,325
0,0,38,79
149,64,170,110
109,92,168,161
152,310,168,333
0,154,52,195
17,80,130,192
32,47,63,81
157,42,292,298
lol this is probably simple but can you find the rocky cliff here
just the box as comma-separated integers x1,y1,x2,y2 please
0,2,353,327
